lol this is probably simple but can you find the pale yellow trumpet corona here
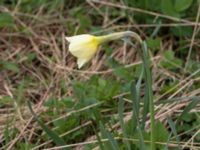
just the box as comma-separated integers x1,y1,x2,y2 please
66,31,142,69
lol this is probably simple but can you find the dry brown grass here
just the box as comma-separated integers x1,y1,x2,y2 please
0,0,200,149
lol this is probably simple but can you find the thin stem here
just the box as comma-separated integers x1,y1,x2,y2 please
96,31,142,44
142,42,155,150
125,32,155,150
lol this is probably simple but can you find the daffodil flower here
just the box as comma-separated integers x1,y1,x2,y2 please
66,31,142,68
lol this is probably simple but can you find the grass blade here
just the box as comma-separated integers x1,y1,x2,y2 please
130,83,147,150
99,122,119,150
141,42,155,150
130,82,139,131
167,117,181,150
27,101,69,150
178,98,199,121
118,98,131,150
92,124,105,150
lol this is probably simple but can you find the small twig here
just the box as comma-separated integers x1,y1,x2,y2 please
185,5,200,70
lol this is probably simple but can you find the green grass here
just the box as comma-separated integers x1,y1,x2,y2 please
0,0,200,150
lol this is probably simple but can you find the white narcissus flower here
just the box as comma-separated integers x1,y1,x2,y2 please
66,34,100,69
66,31,142,69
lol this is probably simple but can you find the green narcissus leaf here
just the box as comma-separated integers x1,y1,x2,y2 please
161,0,180,17
0,13,14,28
175,0,193,12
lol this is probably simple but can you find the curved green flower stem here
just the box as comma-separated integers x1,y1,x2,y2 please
96,31,143,44
123,31,155,150
93,30,155,149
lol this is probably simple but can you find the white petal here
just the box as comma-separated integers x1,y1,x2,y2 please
77,58,88,69
65,37,72,42
65,34,92,43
